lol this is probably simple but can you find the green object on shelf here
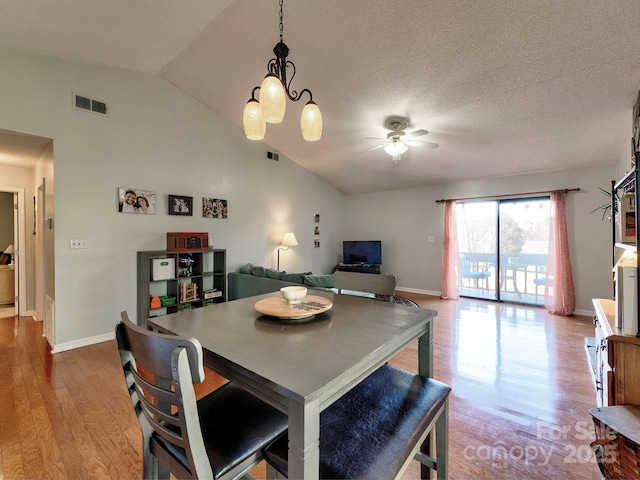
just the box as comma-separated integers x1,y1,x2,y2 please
159,295,176,306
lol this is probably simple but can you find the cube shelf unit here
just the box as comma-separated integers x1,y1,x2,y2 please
137,248,226,326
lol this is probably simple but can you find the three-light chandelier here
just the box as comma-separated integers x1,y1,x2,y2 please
243,0,322,142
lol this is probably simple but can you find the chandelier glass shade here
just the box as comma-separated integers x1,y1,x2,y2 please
243,0,322,142
259,73,286,124
301,101,322,141
242,99,266,140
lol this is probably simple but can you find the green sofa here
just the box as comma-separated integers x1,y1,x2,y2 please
227,267,336,301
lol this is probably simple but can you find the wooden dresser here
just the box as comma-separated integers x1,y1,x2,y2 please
0,265,15,305
588,298,640,406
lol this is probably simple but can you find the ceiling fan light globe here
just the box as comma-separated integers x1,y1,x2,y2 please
259,74,286,123
243,99,266,140
301,101,322,141
384,141,408,156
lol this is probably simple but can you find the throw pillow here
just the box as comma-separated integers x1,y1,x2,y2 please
238,263,254,274
251,266,267,277
266,268,285,280
303,274,335,288
281,272,312,284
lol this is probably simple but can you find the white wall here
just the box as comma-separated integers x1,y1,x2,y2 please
345,164,617,314
0,50,346,349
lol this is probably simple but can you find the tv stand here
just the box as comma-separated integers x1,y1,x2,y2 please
336,264,380,274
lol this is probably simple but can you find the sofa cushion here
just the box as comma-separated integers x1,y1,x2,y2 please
238,263,254,274
303,274,335,288
266,268,285,280
251,266,267,277
281,272,312,284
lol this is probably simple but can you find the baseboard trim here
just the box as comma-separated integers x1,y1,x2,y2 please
51,332,115,354
396,286,441,297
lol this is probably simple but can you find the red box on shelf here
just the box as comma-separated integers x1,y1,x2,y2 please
167,232,209,251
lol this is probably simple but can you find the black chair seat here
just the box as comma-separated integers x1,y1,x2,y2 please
263,365,451,479
152,382,288,478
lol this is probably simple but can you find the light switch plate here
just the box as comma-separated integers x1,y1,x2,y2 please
70,239,88,249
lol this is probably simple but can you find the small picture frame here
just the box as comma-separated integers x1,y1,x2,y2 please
168,195,193,216
203,198,228,218
620,195,637,243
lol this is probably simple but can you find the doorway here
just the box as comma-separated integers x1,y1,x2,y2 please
0,188,26,316
456,197,551,305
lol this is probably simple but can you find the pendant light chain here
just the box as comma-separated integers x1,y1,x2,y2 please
279,0,284,43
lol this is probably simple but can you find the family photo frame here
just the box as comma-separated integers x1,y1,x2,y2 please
118,187,156,215
203,198,228,219
168,195,193,216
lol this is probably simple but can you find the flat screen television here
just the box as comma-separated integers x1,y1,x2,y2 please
343,240,382,265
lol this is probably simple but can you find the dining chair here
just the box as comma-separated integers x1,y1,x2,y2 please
333,270,397,301
533,276,554,295
116,312,288,480
262,364,451,479
459,253,491,290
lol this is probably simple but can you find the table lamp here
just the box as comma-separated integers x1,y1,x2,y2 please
277,233,298,271
4,245,14,264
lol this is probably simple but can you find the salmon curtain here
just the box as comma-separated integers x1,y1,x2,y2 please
544,191,576,315
441,200,459,300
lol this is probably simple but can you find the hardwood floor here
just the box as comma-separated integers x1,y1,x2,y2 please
0,295,602,479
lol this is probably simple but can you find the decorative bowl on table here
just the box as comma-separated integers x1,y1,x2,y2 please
280,286,307,304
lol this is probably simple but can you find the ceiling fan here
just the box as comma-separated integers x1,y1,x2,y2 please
361,117,439,164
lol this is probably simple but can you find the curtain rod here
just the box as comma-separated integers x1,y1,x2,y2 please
435,188,581,204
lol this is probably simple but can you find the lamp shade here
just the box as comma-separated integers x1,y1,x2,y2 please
243,99,266,140
301,101,322,141
281,233,298,247
259,74,286,124
3,245,14,255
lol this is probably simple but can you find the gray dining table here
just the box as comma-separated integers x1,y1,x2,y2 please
147,290,437,480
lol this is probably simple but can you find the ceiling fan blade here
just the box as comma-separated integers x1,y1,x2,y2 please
357,144,386,154
364,136,386,140
408,129,429,138
408,140,439,149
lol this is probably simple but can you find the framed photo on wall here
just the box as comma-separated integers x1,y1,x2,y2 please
168,195,193,216
620,195,637,243
203,198,228,218
118,187,156,214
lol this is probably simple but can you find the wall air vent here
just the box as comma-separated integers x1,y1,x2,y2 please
73,93,108,116
267,150,279,161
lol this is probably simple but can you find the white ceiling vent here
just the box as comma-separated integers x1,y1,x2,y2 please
73,93,108,116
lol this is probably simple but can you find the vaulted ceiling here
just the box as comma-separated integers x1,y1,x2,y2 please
1,1,639,193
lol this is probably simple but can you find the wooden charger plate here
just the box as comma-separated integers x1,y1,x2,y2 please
254,295,333,320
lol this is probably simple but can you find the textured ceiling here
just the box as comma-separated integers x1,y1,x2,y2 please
1,0,639,193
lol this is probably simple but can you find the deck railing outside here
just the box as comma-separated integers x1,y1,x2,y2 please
459,252,550,303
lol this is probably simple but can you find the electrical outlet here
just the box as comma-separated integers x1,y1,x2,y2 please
70,239,88,249
428,236,435,243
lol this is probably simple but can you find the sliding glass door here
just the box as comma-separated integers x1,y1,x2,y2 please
456,197,551,305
